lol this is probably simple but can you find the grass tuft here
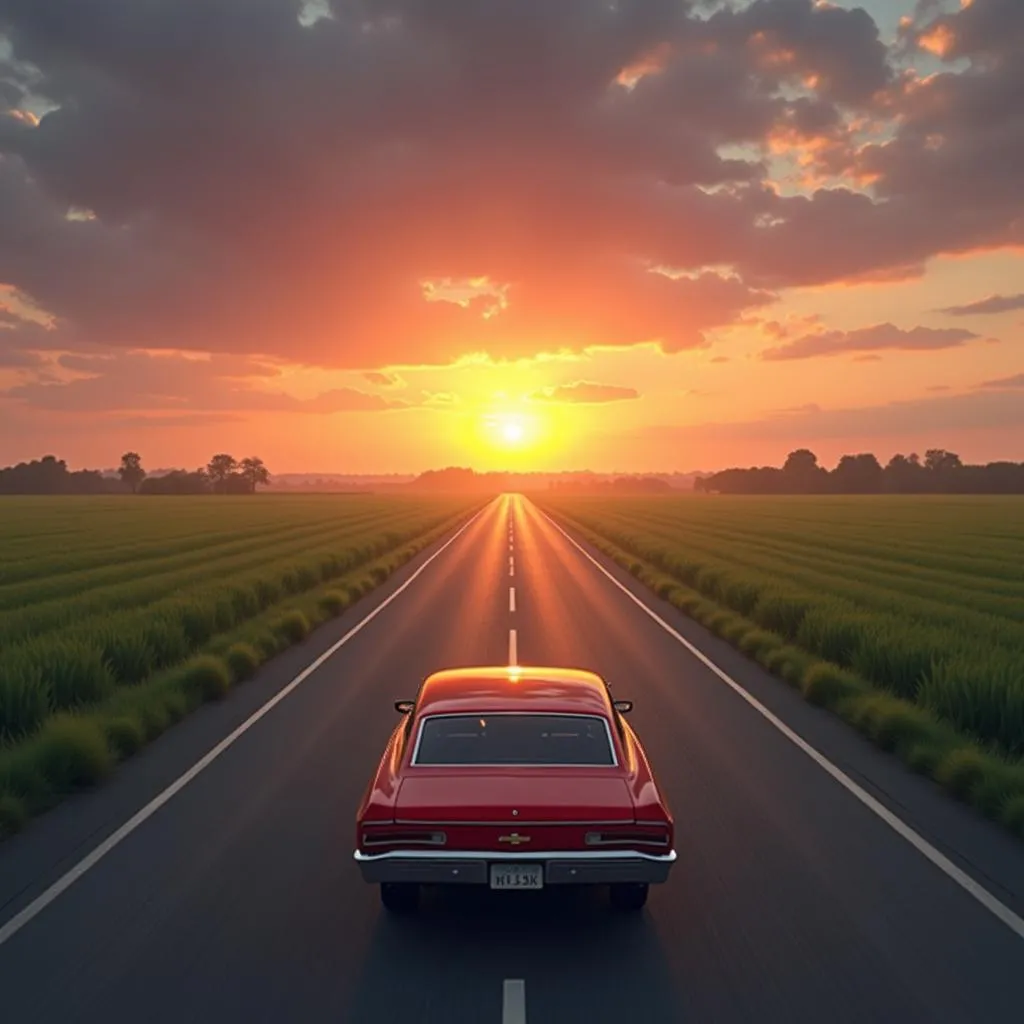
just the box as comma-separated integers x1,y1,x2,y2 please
102,715,146,758
0,663,50,741
34,715,113,792
739,628,784,660
318,590,349,617
272,610,310,644
0,791,27,836
180,656,231,701
1002,796,1024,837
801,663,865,708
225,642,261,682
934,747,989,801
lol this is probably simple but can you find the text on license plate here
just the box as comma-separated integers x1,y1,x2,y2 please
490,864,543,890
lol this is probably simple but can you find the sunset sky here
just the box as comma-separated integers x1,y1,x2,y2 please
0,0,1021,474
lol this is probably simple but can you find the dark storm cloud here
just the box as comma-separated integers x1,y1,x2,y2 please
0,0,1017,374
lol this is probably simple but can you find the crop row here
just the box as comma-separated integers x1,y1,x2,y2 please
540,495,1019,839
0,506,399,611
538,495,1024,841
0,507,438,645
580,508,1024,634
0,498,476,745
0,501,480,836
542,498,1024,755
585,503,1024,598
0,496,416,584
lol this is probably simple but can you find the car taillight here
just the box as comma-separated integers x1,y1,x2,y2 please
585,829,670,848
361,829,447,848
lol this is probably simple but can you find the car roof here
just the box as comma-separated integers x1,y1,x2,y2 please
414,666,614,718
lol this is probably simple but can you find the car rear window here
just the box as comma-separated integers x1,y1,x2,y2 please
412,713,616,766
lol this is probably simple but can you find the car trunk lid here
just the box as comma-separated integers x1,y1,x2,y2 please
394,771,635,825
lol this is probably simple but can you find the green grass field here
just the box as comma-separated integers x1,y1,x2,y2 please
538,494,1024,838
0,495,478,834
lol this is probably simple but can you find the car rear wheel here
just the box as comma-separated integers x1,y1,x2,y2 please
380,882,420,914
609,883,649,912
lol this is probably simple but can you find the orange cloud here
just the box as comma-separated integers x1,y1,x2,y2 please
919,24,956,58
615,42,673,89
529,381,640,404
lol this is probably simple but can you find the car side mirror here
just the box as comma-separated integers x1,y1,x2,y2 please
613,699,633,714
394,700,415,715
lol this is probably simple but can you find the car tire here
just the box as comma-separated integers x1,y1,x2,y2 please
609,883,649,912
380,882,420,914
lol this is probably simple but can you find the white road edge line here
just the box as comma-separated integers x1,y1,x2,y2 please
502,978,526,1024
509,587,516,613
538,505,1024,943
0,502,495,950
508,628,518,666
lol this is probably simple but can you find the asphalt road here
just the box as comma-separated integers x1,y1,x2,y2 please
1,494,1023,1023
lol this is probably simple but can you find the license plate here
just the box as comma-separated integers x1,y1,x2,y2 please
490,863,543,890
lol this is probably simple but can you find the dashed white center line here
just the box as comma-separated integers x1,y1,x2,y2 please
508,629,518,666
509,556,515,577
502,979,526,1024
509,586,516,613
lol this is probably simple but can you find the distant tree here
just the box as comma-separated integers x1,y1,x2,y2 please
781,448,828,492
118,452,146,494
206,453,237,494
830,453,884,493
238,456,271,494
783,449,819,474
883,453,927,493
924,449,963,474
139,469,211,495
0,455,69,494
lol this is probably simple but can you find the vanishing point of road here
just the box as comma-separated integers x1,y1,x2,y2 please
1,496,1023,1022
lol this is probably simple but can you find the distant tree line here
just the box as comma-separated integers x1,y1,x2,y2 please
696,449,1024,495
546,476,672,494
407,467,677,494
0,453,271,495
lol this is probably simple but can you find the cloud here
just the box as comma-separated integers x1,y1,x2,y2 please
761,322,981,361
529,380,641,404
978,373,1024,390
363,371,405,388
0,0,1015,374
0,350,408,414
0,344,42,368
760,313,824,341
421,391,460,407
940,293,1024,317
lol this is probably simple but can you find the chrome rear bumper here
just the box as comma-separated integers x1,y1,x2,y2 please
353,848,676,885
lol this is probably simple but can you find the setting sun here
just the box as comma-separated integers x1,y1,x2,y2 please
500,418,526,445
483,411,540,452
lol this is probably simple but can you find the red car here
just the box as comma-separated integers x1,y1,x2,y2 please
353,666,676,913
